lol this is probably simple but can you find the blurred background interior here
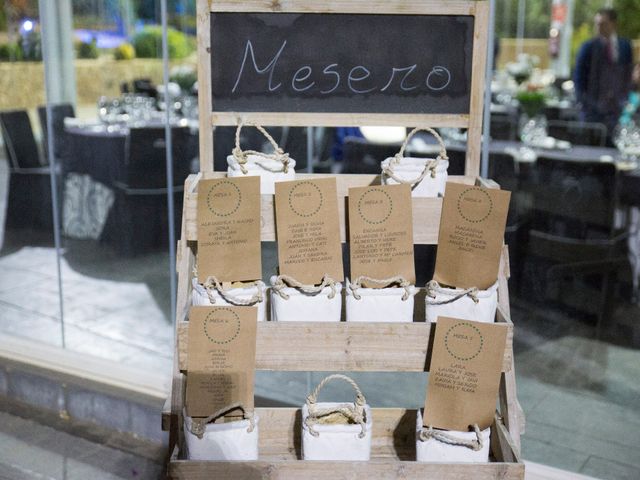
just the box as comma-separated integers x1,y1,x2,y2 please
0,1,640,479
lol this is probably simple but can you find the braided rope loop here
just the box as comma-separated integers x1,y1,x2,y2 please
349,276,412,301
189,403,256,439
425,280,480,305
233,121,290,174
383,127,448,185
202,276,264,306
305,374,368,439
272,274,337,300
419,424,484,451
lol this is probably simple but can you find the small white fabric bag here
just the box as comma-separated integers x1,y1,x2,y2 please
184,404,259,461
345,276,417,323
270,275,342,322
302,374,373,461
226,123,296,195
425,280,498,324
191,277,267,322
381,127,449,198
415,410,490,463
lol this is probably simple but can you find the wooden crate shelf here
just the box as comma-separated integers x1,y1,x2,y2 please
165,0,525,476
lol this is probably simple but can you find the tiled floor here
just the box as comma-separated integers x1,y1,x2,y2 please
0,411,163,480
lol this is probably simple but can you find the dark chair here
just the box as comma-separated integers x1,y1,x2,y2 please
0,110,54,231
280,127,308,171
443,148,466,176
488,152,529,291
342,137,399,174
547,120,608,147
133,78,157,98
109,126,197,255
313,127,337,173
523,157,628,335
490,112,517,141
37,103,75,162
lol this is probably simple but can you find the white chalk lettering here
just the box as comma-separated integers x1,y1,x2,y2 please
232,39,286,93
380,65,419,92
426,66,452,91
348,66,376,94
291,65,315,92
320,63,341,94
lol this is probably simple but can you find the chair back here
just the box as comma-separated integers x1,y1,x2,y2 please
280,126,308,171
531,157,618,239
342,137,399,174
488,152,518,192
547,120,607,147
0,110,41,169
38,103,75,161
125,126,195,189
490,112,517,141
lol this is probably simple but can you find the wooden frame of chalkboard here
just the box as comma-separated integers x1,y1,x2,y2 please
196,0,489,177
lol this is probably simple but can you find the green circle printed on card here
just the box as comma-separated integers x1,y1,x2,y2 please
444,322,484,361
288,181,323,217
358,188,393,225
203,308,241,345
456,187,493,223
207,181,242,217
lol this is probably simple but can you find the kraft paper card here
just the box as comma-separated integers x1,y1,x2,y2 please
185,306,257,418
274,178,344,284
348,184,415,286
197,176,261,283
434,182,511,290
423,317,508,431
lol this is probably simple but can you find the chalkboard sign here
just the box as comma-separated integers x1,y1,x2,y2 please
196,0,489,175
211,13,474,115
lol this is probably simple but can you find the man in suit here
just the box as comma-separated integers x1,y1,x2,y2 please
574,8,634,135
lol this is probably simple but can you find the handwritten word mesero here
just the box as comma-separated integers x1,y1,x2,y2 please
232,40,452,95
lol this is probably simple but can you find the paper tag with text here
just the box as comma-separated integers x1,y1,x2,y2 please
348,184,415,286
434,182,510,289
185,306,257,418
197,176,261,283
275,178,344,284
423,317,508,431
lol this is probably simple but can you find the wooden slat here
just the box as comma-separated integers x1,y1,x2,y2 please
168,410,522,479
210,0,480,16
211,113,470,128
177,315,514,373
183,173,477,243
465,0,489,177
170,460,523,480
197,0,214,171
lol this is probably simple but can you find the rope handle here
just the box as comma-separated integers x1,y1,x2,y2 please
202,276,263,306
395,127,448,163
419,424,484,451
426,280,479,305
305,374,367,439
188,403,255,439
232,121,290,174
349,276,413,301
272,274,337,300
383,127,448,186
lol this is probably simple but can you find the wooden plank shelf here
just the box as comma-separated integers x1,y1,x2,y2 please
183,173,477,243
167,410,523,480
176,307,514,373
165,0,525,477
